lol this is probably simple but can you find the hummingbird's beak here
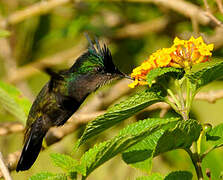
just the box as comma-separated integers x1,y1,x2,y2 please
124,75,134,80
117,72,134,80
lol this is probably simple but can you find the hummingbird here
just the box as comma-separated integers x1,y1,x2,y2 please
16,36,128,171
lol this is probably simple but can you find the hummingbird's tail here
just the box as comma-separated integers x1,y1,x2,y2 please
16,118,48,172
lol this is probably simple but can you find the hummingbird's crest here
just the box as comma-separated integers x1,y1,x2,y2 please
69,34,121,75
85,34,117,73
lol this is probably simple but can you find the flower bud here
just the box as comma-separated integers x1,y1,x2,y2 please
202,123,212,133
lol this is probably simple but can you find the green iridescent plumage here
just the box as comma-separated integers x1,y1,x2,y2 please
16,36,125,172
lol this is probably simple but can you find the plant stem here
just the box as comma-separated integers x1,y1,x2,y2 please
181,76,204,179
185,148,204,180
201,144,223,160
186,78,191,110
167,88,181,109
197,131,204,155
165,97,179,113
175,79,188,120
175,79,185,106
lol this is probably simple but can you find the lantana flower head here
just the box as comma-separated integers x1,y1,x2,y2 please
128,36,214,88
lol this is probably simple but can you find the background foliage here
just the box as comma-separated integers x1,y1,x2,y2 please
0,0,223,179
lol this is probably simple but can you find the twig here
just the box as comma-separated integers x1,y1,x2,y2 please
208,27,223,49
2,89,223,136
159,108,169,118
115,17,169,39
0,122,24,136
191,16,200,35
0,103,169,137
108,0,223,28
216,0,223,14
6,39,86,84
195,90,223,103
0,111,104,137
0,0,211,27
204,12,223,27
203,0,223,27
145,102,170,112
0,151,20,176
203,0,211,11
104,0,211,25
0,0,71,27
0,152,12,180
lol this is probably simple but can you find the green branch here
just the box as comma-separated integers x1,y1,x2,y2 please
185,148,204,180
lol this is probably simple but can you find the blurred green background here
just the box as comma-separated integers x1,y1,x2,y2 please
0,0,223,179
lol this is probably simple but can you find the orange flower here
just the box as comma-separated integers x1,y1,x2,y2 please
128,36,214,88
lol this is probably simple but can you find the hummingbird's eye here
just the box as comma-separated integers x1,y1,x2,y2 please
95,66,103,72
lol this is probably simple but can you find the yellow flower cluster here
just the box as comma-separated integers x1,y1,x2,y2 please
128,36,214,88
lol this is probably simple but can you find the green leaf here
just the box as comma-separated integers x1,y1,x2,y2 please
79,86,166,146
146,67,184,86
164,171,192,180
187,61,223,91
136,173,163,180
80,117,180,177
68,172,77,180
130,158,152,174
122,129,165,173
122,119,201,173
206,123,223,148
0,29,10,38
29,172,67,180
29,172,54,180
154,119,201,155
45,174,67,180
0,81,31,123
201,149,223,180
50,153,85,175
121,118,178,173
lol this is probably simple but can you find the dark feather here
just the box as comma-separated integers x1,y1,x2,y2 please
44,68,61,78
85,35,121,74
44,68,64,91
84,33,96,52
16,117,47,172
